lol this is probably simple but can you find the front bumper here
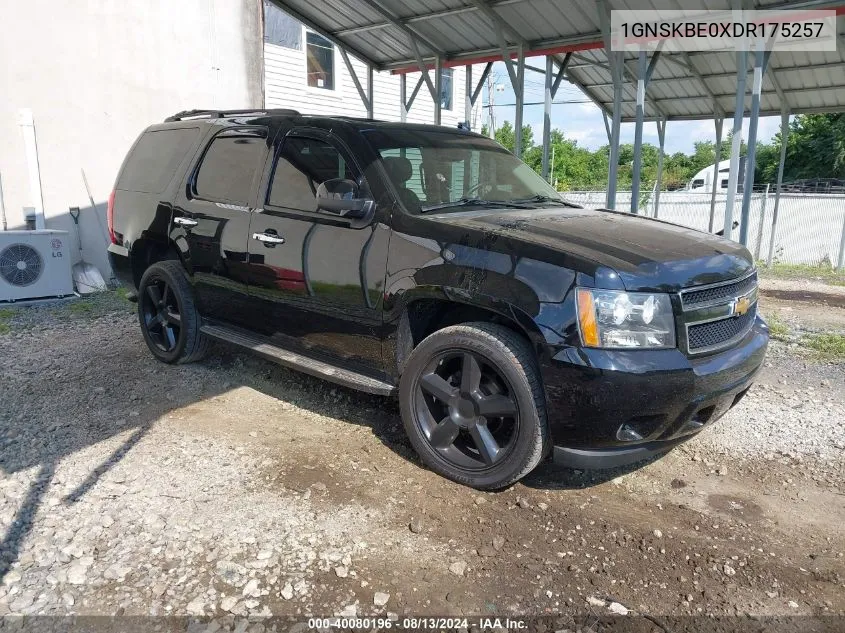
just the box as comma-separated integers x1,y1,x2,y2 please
541,316,768,469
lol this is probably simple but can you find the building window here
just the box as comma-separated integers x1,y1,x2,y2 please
306,32,334,90
263,1,302,49
440,68,453,110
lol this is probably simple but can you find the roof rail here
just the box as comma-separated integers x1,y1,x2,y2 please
164,108,301,122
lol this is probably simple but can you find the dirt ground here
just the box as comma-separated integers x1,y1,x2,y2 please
0,287,842,632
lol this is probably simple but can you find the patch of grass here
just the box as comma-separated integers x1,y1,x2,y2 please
115,286,131,301
759,262,845,285
802,333,845,359
0,308,16,320
68,301,94,315
0,322,10,335
763,312,791,341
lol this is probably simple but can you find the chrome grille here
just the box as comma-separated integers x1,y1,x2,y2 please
687,305,757,352
680,270,759,355
681,272,757,309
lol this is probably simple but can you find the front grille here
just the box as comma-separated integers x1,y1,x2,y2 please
682,272,757,309
687,304,757,352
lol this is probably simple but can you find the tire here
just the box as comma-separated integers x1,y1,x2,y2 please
399,322,549,490
137,260,209,364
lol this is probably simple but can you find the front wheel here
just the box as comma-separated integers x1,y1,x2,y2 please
137,260,209,364
399,322,549,490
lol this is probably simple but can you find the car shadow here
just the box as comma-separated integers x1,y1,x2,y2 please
203,343,661,494
0,303,660,585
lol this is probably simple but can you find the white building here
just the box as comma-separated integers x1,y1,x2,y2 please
0,0,478,289
262,2,475,126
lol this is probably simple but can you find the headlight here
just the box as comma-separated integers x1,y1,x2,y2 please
576,288,676,349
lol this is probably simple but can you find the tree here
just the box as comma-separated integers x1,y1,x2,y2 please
493,121,534,156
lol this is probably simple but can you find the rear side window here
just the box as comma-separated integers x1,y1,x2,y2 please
117,127,200,193
194,129,268,206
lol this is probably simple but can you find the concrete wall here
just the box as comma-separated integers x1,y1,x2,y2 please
0,0,264,281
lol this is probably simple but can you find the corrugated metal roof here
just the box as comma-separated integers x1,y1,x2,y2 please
267,0,845,121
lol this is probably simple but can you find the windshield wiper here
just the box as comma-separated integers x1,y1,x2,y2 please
510,194,583,208
420,197,532,213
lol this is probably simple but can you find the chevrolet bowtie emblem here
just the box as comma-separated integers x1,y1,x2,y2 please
733,295,752,317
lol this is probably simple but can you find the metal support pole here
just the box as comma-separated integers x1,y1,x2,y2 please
654,117,666,219
18,109,46,230
724,49,747,241
434,56,442,126
767,110,790,267
542,56,554,181
709,116,724,233
514,45,525,158
754,183,770,260
631,51,647,214
607,53,623,210
366,65,374,119
464,64,473,129
838,214,845,272
400,74,408,122
740,42,770,246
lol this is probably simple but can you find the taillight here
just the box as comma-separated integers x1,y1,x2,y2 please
107,189,117,244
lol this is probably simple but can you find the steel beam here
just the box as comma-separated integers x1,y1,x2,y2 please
766,110,791,267
709,116,724,233
654,117,666,218
340,49,373,117
465,64,473,129
400,74,407,122
631,47,661,214
514,46,525,158
724,49,748,241
599,0,623,210
541,54,572,180
740,43,772,246
435,56,443,126
356,0,444,58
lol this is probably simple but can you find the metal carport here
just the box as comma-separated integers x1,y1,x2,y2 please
268,0,845,255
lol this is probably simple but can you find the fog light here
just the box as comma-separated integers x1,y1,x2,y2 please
616,424,644,442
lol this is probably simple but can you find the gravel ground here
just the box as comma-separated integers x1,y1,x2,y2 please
0,292,843,630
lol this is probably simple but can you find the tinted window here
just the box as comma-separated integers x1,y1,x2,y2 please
118,128,200,193
268,137,356,212
194,130,267,205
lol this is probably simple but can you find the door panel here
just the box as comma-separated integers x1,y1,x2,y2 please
171,126,268,326
245,131,389,374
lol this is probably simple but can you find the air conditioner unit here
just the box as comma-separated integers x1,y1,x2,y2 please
0,230,74,302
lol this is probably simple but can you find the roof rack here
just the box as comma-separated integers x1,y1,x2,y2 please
164,108,301,122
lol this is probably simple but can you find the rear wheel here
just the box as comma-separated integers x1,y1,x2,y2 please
137,261,208,364
399,322,548,490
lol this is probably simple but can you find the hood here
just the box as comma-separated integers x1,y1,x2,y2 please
425,206,754,292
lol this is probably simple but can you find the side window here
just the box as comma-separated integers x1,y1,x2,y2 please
306,32,334,90
267,136,357,212
194,129,267,205
440,68,454,111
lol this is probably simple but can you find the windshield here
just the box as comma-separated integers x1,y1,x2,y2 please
363,129,563,214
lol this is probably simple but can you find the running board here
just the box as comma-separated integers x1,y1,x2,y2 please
200,324,396,396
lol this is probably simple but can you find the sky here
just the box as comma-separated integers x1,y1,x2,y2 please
476,62,782,155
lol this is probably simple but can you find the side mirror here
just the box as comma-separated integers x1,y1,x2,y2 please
316,178,374,219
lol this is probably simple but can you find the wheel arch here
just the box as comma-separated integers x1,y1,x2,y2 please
129,234,185,287
394,290,548,377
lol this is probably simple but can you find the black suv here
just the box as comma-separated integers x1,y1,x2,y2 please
107,109,768,490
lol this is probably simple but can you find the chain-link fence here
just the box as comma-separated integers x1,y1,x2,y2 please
560,189,845,269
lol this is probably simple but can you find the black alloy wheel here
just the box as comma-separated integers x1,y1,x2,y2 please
399,322,548,490
140,278,182,353
415,350,520,470
137,260,209,364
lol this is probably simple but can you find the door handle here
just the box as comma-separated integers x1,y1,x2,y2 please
252,232,285,246
173,217,198,228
